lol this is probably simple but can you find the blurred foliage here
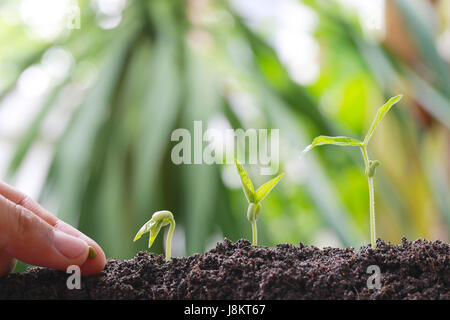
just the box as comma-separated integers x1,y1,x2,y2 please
0,0,449,271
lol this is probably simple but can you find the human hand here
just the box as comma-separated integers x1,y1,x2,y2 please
0,182,106,277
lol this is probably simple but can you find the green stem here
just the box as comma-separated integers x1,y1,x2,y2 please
360,145,376,249
251,220,258,246
165,220,175,261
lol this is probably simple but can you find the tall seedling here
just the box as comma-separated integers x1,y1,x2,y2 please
302,95,403,249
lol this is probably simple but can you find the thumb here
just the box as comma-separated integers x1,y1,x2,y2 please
0,195,89,271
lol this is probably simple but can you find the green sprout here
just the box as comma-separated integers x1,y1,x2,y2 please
133,210,176,261
235,160,284,246
88,246,97,259
302,95,403,249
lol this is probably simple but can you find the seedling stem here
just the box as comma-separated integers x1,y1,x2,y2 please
360,145,376,249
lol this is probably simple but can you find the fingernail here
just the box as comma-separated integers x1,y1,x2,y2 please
54,231,88,259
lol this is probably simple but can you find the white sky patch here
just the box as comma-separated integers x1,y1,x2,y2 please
11,142,54,199
274,0,320,85
0,1,22,26
17,65,51,97
19,0,75,40
275,32,320,86
41,47,74,85
1,46,75,140
227,90,261,125
221,164,242,189
95,0,127,16
206,114,234,160
230,0,387,85
337,0,385,38
223,78,262,127
92,0,126,30
97,14,122,29
41,83,86,143
0,140,14,179
0,44,79,198
437,30,450,63
230,0,320,86
285,152,306,185
0,87,47,195
0,86,45,138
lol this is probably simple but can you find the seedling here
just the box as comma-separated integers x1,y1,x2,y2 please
302,95,403,249
88,246,97,259
235,160,284,246
133,210,176,261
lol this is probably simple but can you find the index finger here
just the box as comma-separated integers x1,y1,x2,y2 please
0,182,106,275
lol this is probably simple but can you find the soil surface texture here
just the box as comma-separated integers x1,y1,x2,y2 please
0,238,448,299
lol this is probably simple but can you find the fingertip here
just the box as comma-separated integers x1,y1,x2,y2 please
54,221,106,276
79,244,106,276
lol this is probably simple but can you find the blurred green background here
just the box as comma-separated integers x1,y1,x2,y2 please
0,0,449,272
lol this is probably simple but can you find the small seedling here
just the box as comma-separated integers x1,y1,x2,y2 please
88,246,97,259
133,210,176,261
302,95,403,249
235,160,284,246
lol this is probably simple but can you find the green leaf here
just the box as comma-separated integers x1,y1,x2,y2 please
147,220,163,249
235,160,255,203
133,219,163,249
363,95,403,145
255,173,284,203
303,136,362,153
133,219,157,242
134,211,174,250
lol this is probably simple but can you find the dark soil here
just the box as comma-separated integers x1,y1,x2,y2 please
0,238,448,300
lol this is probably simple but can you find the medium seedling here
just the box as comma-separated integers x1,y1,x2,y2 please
302,95,403,249
235,160,284,246
133,210,176,261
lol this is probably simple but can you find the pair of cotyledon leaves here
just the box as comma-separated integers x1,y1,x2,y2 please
303,95,403,154
235,160,284,209
133,210,174,249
